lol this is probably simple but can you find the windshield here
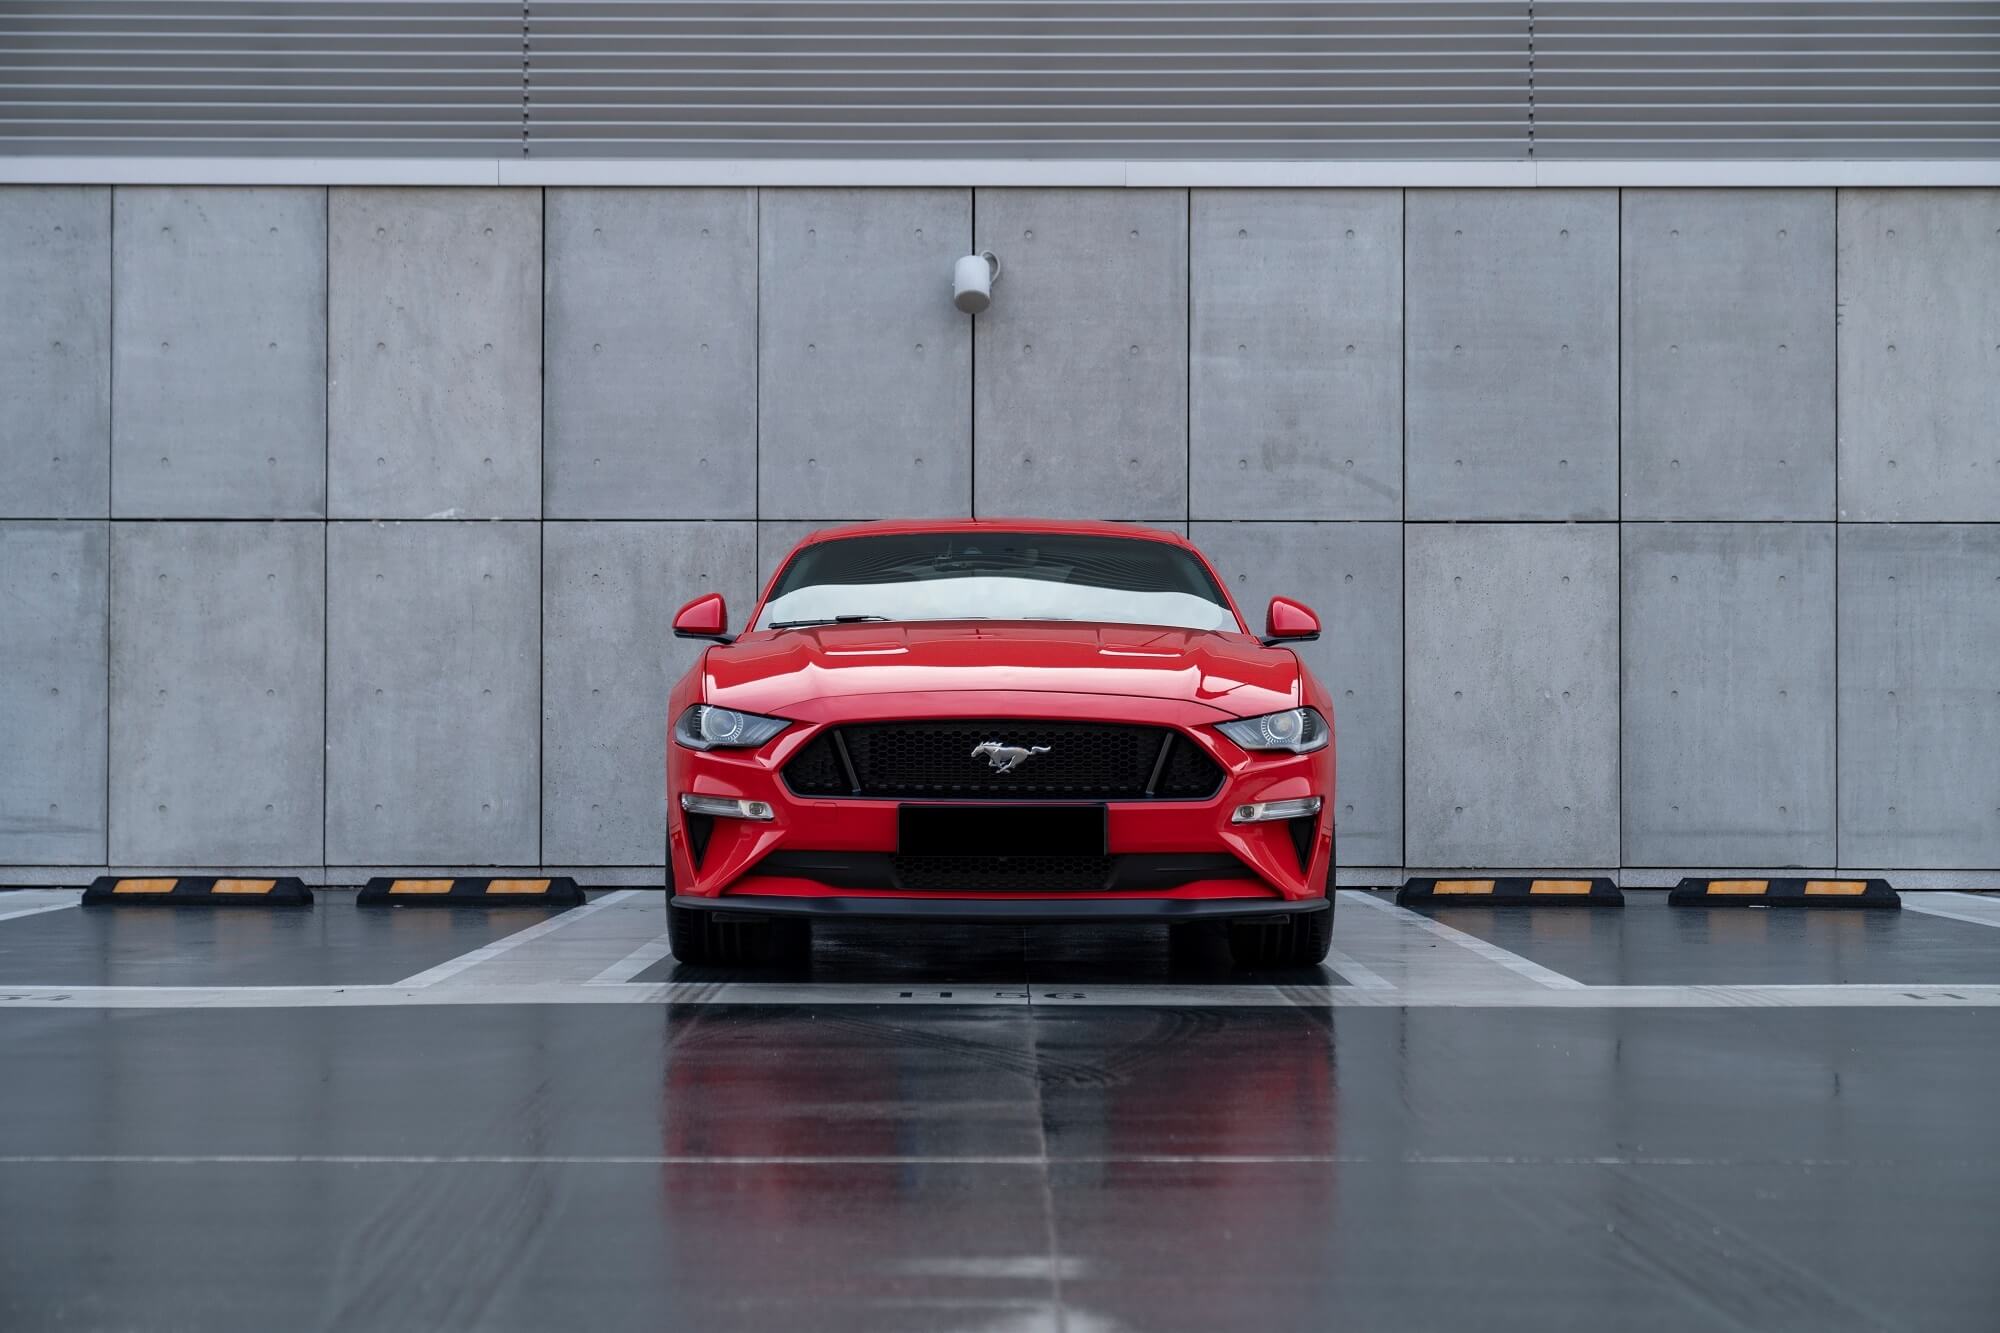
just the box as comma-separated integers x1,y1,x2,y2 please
756,531,1239,633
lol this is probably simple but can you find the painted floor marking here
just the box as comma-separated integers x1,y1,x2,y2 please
1322,947,1395,990
3,1152,1988,1168
0,892,81,926
6,980,2000,1011
587,930,675,985
1338,889,1587,990
394,890,638,987
1901,892,2000,931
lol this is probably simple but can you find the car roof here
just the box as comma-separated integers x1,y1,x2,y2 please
788,518,1196,549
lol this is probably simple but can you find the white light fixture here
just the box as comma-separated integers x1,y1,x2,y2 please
953,251,1000,312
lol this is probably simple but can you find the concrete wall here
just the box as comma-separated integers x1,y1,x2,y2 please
2,184,1997,885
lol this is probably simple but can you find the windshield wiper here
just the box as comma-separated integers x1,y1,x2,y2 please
767,614,891,629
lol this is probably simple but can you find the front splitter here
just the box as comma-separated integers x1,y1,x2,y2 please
672,894,1329,925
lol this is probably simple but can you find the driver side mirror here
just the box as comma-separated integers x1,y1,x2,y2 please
672,592,733,644
1262,596,1321,646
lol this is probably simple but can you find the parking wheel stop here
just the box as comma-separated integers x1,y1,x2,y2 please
1397,877,1624,907
82,876,314,907
1668,878,1900,909
356,877,586,907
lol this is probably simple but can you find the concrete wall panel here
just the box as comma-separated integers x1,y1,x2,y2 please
1190,191,1402,521
326,522,539,865
0,522,107,863
111,188,328,519
1622,523,1835,867
758,189,970,519
1837,189,2000,521
545,189,757,519
543,522,756,865
1405,190,1618,520
1622,190,1835,521
975,189,1189,520
109,523,325,864
1190,521,1402,866
1406,523,1619,867
328,189,541,519
0,188,109,518
1839,525,2000,868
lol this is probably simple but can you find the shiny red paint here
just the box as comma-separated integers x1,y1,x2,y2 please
671,591,730,640
667,519,1336,911
1264,595,1321,643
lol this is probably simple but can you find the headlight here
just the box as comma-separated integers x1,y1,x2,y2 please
673,704,789,751
1216,708,1329,754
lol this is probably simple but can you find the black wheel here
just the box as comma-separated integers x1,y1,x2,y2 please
669,903,811,968
1227,902,1334,969
666,900,713,965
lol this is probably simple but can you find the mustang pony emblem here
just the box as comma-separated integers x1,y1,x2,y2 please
971,741,1051,774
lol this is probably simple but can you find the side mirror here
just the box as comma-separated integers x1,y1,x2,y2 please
1262,596,1321,646
672,592,733,643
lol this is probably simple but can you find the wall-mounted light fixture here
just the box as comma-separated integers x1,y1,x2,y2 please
953,251,1001,313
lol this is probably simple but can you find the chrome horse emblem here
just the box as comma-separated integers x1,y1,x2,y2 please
971,741,1051,774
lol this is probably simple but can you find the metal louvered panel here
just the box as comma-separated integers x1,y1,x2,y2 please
0,1,1996,162
0,1,522,155
522,1,1531,159
1535,2,2000,158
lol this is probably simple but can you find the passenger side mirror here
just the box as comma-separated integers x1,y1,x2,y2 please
1262,596,1321,646
673,592,733,643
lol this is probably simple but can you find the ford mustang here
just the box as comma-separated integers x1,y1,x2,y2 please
665,519,1336,969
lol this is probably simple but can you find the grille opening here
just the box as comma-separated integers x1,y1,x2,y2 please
784,721,1223,800
754,850,1260,894
684,813,715,867
895,855,1112,893
1286,813,1316,871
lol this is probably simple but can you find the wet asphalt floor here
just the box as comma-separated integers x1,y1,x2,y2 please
1,888,1997,1332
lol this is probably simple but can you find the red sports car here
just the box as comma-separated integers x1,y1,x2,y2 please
665,519,1336,969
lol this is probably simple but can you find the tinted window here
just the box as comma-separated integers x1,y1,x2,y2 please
757,531,1237,632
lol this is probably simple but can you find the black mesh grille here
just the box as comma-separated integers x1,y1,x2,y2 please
784,721,1224,800
893,854,1113,892
1155,735,1225,798
784,733,848,795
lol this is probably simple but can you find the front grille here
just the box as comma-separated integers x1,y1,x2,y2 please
895,855,1112,892
784,720,1224,800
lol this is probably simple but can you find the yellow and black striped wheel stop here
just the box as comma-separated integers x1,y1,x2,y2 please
81,876,313,907
1397,877,1623,907
1668,878,1899,909
356,877,586,907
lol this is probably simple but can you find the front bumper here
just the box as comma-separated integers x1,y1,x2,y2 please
669,698,1334,911
671,894,1330,924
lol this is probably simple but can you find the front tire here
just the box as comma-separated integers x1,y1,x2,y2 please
1227,903,1333,969
668,902,811,968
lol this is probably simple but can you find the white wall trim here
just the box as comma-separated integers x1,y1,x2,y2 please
1,156,1996,189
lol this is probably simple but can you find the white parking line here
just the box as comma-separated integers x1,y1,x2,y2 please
1900,892,2000,931
1338,889,1587,990
587,931,675,985
394,890,638,987
5,980,1999,1010
0,892,79,924
1323,947,1395,990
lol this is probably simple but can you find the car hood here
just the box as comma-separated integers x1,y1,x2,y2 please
702,621,1301,719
